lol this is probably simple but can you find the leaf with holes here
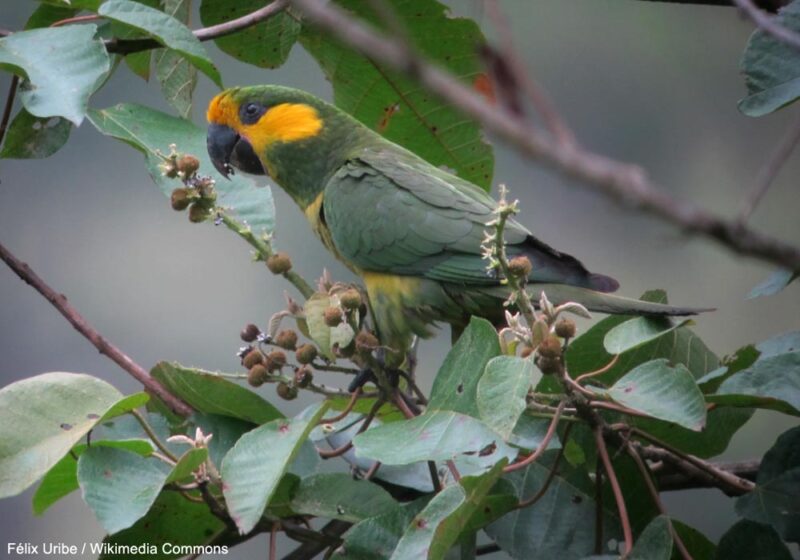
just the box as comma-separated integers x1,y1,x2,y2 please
221,406,327,534
0,25,111,124
200,0,300,69
0,372,132,498
300,0,494,190
602,359,706,431
428,317,500,418
99,0,221,87
88,103,275,235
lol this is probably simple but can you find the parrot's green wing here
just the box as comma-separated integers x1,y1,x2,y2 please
322,147,611,289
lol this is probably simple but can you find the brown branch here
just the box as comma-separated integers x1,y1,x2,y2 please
653,456,759,495
738,111,800,224
282,520,350,560
0,242,192,417
733,0,800,50
104,0,290,55
317,388,362,425
291,0,800,271
504,400,566,473
516,422,574,508
593,425,633,555
317,397,383,458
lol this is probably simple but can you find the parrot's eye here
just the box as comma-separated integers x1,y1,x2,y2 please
240,102,266,124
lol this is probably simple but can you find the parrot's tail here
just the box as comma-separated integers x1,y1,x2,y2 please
484,283,712,316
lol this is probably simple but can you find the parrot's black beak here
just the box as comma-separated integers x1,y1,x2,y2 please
207,123,265,178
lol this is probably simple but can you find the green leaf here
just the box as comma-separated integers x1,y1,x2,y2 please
191,412,258,469
748,269,798,299
166,448,208,483
0,372,124,498
332,499,429,560
155,0,196,117
151,362,283,424
353,411,505,466
486,451,622,559
0,25,111,124
508,412,562,452
736,426,800,542
671,520,716,560
602,359,706,431
87,103,275,235
221,406,327,534
629,515,672,560
24,4,77,29
78,446,168,534
300,0,495,190
290,473,399,522
100,491,226,559
477,356,534,439
604,317,689,355
200,0,300,68
710,351,800,416
98,0,222,87
715,519,792,560
0,107,72,160
698,345,760,394
100,392,150,421
739,1,800,116
32,439,153,516
428,317,501,417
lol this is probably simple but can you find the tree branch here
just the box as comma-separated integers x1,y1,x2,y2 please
104,0,290,55
733,0,800,50
654,459,760,494
0,241,193,416
291,0,800,272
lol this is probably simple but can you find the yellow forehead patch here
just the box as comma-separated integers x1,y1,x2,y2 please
207,92,323,153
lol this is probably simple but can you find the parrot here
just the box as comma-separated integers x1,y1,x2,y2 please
206,85,706,356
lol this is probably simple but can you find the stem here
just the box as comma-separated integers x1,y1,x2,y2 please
516,422,574,508
504,400,566,473
318,388,362,424
575,355,620,384
593,425,633,555
131,409,179,463
0,75,19,150
0,242,192,416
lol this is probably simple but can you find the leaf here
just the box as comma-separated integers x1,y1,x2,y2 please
486,451,622,559
221,407,327,534
0,25,111,124
166,448,208,483
300,0,495,190
604,317,689,355
629,515,672,560
428,317,501,418
190,412,256,469
477,356,534,439
710,351,800,416
671,520,716,560
739,1,800,116
508,412,562,452
0,109,71,159
602,359,707,431
151,362,283,424
0,372,126,498
304,293,335,360
154,0,196,118
748,269,799,298
100,392,151,421
290,473,399,522
98,0,222,87
32,439,153,516
736,426,800,542
88,103,275,236
332,499,429,560
100,491,226,559
24,4,77,29
200,0,300,68
354,411,506,466
698,345,760,394
78,446,168,534
715,519,792,560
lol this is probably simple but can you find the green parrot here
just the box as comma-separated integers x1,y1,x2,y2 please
207,85,705,354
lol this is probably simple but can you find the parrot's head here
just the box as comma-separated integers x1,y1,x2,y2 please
207,85,359,206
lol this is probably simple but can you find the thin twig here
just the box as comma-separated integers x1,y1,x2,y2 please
0,242,192,416
575,355,620,384
593,425,633,555
738,111,800,224
317,398,383,459
104,0,291,55
318,388,362,425
625,444,692,560
505,400,566,473
50,14,103,27
270,522,279,560
516,422,574,508
428,461,443,493
594,458,603,555
733,0,800,50
0,75,19,150
590,400,652,418
131,409,180,462
291,0,800,271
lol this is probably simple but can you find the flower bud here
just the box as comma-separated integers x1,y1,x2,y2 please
188,202,210,223
295,366,313,388
170,188,191,211
242,349,264,369
355,330,379,353
323,307,343,327
555,318,577,339
247,364,268,387
508,255,532,278
267,350,287,372
538,335,563,359
339,289,362,310
277,381,298,400
266,253,292,274
240,323,261,343
176,154,200,176
295,343,318,365
537,356,561,376
275,329,298,350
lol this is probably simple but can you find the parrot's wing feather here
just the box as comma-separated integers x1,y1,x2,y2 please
323,147,616,290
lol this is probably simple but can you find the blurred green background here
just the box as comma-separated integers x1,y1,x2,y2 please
1,1,798,558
